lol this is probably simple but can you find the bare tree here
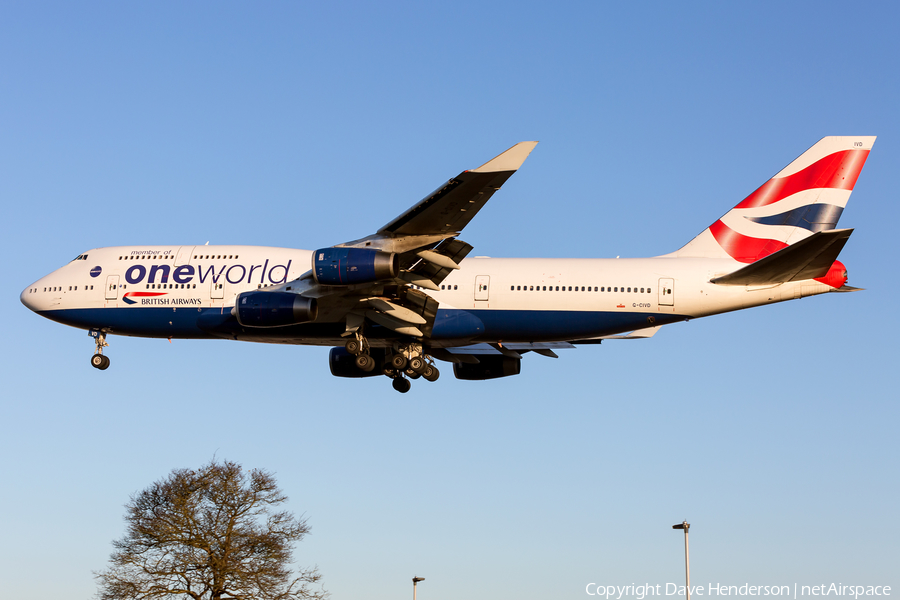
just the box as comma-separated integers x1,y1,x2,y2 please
95,459,327,600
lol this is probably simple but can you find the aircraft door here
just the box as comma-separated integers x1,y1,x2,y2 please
475,275,490,302
658,278,674,306
174,245,195,266
106,275,120,300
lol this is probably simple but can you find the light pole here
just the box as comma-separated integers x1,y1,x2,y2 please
413,576,425,600
672,521,690,600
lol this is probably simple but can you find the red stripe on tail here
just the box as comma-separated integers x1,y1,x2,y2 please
709,220,788,263
734,149,869,209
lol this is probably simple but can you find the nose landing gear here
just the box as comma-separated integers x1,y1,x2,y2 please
90,331,110,370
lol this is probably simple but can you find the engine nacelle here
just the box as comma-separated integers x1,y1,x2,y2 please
312,247,398,285
328,347,388,378
233,291,317,328
453,356,521,380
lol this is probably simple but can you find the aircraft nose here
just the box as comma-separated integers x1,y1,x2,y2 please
21,284,38,312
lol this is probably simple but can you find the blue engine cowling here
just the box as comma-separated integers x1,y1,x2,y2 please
453,356,521,380
233,291,317,328
312,247,398,285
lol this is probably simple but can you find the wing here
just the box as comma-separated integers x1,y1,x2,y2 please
232,142,538,341
378,141,538,237
433,327,663,363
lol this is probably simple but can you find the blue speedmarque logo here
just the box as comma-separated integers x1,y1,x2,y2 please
90,266,102,277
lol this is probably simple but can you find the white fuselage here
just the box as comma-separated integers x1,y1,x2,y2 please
20,244,836,346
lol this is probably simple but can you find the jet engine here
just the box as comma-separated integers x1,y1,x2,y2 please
312,247,398,285
233,291,317,327
452,356,521,380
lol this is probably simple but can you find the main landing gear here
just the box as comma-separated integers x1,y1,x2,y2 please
90,331,110,370
345,335,439,393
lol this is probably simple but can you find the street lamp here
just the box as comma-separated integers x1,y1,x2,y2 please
412,576,425,600
672,521,690,600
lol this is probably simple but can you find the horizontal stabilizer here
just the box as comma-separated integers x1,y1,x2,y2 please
711,229,852,286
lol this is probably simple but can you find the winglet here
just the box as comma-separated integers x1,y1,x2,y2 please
470,141,538,173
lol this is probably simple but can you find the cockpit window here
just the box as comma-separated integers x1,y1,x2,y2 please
71,254,89,262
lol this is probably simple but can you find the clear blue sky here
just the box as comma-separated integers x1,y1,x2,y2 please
2,2,898,599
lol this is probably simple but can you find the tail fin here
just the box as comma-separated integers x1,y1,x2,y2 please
672,136,875,261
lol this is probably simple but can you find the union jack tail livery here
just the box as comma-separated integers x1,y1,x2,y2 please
673,136,875,263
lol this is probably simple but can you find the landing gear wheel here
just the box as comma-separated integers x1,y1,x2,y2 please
355,354,376,372
404,368,421,380
345,339,362,355
392,377,411,393
390,353,408,370
408,356,426,374
91,354,110,370
423,364,439,382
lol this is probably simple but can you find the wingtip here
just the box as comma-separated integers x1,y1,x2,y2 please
470,141,538,173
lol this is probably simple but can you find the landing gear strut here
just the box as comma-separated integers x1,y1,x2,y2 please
90,331,110,370
383,343,440,393
346,332,376,372
346,334,441,392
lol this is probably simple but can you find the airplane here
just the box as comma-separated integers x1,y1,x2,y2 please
20,136,874,392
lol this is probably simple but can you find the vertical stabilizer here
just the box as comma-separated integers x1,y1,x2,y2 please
671,136,875,261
